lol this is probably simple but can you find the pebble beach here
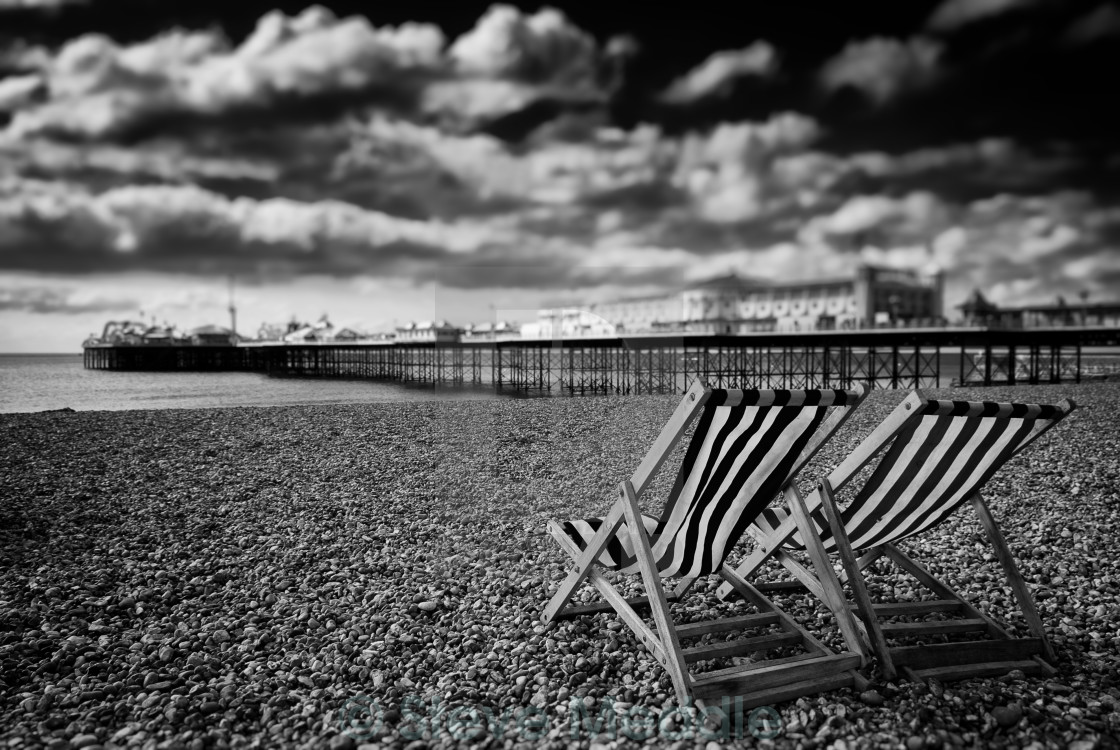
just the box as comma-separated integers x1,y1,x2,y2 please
2,383,1118,750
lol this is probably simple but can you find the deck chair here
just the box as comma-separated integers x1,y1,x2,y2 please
718,390,1075,685
542,379,871,708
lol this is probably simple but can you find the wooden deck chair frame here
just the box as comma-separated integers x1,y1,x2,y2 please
718,389,1075,684
541,379,872,708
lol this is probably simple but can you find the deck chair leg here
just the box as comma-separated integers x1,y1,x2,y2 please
542,500,626,627
816,480,893,678
620,480,692,704
785,484,868,663
970,494,1057,664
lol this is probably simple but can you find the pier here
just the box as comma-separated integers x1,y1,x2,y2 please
83,328,1120,394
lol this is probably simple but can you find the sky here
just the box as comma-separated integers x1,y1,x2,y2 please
1,0,1119,351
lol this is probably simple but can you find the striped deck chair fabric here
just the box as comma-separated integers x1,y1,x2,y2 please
560,388,855,579
755,399,1068,552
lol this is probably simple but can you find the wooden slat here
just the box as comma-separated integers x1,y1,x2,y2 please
695,651,817,682
676,612,779,639
879,618,989,637
718,565,827,655
713,386,870,603
852,599,962,616
911,659,1044,683
695,670,858,708
682,632,801,663
629,380,709,496
815,478,879,665
889,638,1044,670
542,504,625,625
755,580,809,593
784,382,868,484
584,569,669,668
620,480,692,703
881,545,1009,640
773,549,829,603
691,653,861,699
552,593,680,620
825,390,928,493
548,521,670,669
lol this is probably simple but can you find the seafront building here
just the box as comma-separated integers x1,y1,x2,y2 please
584,265,946,336
86,262,1120,349
395,320,460,343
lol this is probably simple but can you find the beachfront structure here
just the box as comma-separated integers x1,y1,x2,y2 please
335,327,370,342
587,295,686,334
188,325,237,346
959,292,1120,329
396,320,461,343
587,264,946,335
283,317,335,343
520,309,618,339
462,321,521,341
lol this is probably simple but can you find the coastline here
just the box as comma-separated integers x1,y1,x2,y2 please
2,383,1117,748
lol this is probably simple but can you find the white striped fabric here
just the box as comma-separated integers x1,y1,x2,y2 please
561,389,852,578
758,399,1063,552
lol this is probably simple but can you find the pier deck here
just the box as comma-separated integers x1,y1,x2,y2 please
83,327,1120,394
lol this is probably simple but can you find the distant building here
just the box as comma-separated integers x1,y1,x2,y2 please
462,321,520,341
334,327,369,342
141,326,178,345
396,320,461,343
957,292,1120,328
588,294,685,334
281,316,335,343
521,309,618,339
189,325,237,346
587,264,945,334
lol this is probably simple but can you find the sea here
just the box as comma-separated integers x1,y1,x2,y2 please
0,354,513,414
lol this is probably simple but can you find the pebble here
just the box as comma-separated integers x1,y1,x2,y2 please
1,386,1118,750
860,690,885,706
993,704,1023,728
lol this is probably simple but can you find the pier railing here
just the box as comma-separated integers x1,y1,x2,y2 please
83,327,1119,393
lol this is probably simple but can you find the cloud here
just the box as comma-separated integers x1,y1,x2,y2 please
0,134,279,189
819,37,943,105
1061,4,1120,46
0,177,504,275
0,40,52,73
0,5,613,143
659,42,779,104
0,0,86,9
925,0,1046,31
0,75,44,112
671,114,823,222
3,7,448,141
798,191,954,250
0,284,136,315
448,4,597,84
